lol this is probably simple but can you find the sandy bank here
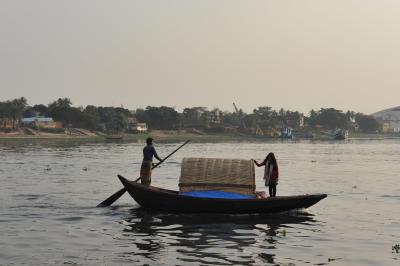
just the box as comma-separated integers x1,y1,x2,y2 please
1,129,398,143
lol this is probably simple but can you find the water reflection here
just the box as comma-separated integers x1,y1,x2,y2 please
118,208,317,265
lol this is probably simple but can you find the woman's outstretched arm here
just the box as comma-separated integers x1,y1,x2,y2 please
252,159,266,167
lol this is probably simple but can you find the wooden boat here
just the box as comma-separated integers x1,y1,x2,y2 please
118,175,327,213
334,129,349,140
105,134,123,140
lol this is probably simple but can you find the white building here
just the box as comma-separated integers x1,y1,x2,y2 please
21,116,61,128
130,123,148,133
372,106,400,133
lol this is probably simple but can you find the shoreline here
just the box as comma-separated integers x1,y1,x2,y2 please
0,130,399,144
0,131,263,144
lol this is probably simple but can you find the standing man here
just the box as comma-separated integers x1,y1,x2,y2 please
140,137,163,186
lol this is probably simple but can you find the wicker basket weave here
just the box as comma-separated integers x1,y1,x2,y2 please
179,157,255,195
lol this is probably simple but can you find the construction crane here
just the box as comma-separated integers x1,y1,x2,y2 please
232,102,240,113
233,102,246,129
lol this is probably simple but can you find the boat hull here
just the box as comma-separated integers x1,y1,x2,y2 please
118,175,327,213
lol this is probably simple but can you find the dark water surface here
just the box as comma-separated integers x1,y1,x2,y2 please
0,139,399,265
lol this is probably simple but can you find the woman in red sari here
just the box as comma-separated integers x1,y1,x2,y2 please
254,152,279,197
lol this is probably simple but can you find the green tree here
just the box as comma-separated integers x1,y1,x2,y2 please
346,110,356,122
23,104,49,118
253,106,273,129
101,107,127,133
142,106,180,130
47,98,91,128
82,105,100,130
0,101,12,118
0,97,27,128
47,98,73,126
11,97,28,121
309,108,350,130
284,110,302,128
307,109,318,127
355,113,380,133
243,113,258,128
134,108,146,123
221,111,238,127
182,107,208,128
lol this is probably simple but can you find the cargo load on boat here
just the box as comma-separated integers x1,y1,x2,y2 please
179,157,255,195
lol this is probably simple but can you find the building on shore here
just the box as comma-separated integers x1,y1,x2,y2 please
21,116,62,129
129,123,148,133
126,116,148,133
372,106,400,133
0,118,17,129
210,109,222,124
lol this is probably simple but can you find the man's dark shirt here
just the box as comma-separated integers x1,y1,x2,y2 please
143,144,161,162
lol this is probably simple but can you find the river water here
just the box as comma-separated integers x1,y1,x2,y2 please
0,139,399,265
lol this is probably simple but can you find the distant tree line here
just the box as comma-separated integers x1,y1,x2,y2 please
0,97,28,128
0,97,381,133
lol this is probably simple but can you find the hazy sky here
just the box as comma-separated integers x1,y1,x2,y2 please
1,1,399,114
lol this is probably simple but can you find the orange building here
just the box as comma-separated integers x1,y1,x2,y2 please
0,118,16,129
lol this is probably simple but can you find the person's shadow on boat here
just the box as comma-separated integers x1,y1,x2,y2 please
116,208,318,265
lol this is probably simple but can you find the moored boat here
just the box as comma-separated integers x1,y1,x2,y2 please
117,175,327,213
105,134,123,140
334,129,349,140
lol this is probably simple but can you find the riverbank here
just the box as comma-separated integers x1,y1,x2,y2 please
0,129,256,144
1,129,399,144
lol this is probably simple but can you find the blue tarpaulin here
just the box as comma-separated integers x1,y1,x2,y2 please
180,190,255,199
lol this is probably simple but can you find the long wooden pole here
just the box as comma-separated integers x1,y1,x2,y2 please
97,140,190,207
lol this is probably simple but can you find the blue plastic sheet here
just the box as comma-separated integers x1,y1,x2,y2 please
180,190,255,199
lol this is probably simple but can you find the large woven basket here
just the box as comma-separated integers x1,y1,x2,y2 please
179,157,255,195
